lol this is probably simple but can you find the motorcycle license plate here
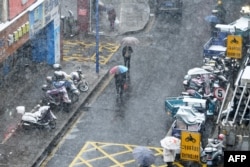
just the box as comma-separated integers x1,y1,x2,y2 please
207,160,213,165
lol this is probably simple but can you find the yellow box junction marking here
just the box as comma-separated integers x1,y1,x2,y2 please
69,141,207,167
69,141,166,167
63,40,120,64
226,35,243,59
180,131,201,162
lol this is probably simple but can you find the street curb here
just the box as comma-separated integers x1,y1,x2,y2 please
32,69,110,167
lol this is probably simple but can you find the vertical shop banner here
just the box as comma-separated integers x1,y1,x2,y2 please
29,4,44,37
44,0,59,25
77,0,89,32
8,0,36,20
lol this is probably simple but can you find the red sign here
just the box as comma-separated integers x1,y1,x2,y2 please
79,9,87,16
77,0,89,32
8,0,36,20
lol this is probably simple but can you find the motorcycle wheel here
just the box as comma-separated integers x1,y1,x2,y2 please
200,155,207,164
69,92,79,103
78,81,89,92
21,121,33,130
49,120,56,129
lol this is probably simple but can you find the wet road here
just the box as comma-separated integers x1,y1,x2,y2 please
43,0,248,166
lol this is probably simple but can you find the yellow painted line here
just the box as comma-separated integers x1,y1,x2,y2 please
69,141,207,167
62,40,120,64
91,142,123,167
69,141,165,167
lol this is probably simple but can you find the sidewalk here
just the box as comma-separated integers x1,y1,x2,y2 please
0,1,151,166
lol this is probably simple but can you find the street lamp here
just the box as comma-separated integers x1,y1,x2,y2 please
95,0,99,74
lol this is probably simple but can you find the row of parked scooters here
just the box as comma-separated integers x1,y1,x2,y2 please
173,55,234,166
16,64,89,130
182,55,237,99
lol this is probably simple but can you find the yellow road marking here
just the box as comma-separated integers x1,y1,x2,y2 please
69,141,207,167
69,141,164,167
63,40,120,65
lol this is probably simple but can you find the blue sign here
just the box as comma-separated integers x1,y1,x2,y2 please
29,4,44,37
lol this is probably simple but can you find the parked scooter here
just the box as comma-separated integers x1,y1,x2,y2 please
16,104,57,130
70,67,89,92
41,83,72,112
201,134,225,166
49,71,80,103
52,64,87,93
183,74,212,96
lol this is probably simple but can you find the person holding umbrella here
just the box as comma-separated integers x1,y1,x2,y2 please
132,146,156,167
122,45,133,72
114,72,126,96
120,36,139,72
160,136,180,167
110,65,128,97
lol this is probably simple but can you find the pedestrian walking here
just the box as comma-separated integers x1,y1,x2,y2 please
107,8,116,31
114,73,126,96
122,46,133,72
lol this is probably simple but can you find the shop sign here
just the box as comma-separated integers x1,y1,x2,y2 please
29,4,44,37
8,22,30,46
180,131,201,162
44,0,59,25
0,38,6,60
227,35,243,59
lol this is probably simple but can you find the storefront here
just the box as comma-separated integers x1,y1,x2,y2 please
29,0,60,64
0,11,30,76
0,0,60,84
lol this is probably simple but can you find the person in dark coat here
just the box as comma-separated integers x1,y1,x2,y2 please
114,73,126,96
122,46,133,71
215,0,226,23
107,8,116,31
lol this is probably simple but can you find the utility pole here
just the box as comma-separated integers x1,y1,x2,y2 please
95,0,99,74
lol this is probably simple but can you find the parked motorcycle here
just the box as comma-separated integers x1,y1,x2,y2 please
52,64,88,93
183,74,212,96
41,84,72,112
201,137,225,166
48,72,80,103
16,105,57,130
70,67,89,92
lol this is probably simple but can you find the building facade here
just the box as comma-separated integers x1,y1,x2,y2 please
0,0,60,82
